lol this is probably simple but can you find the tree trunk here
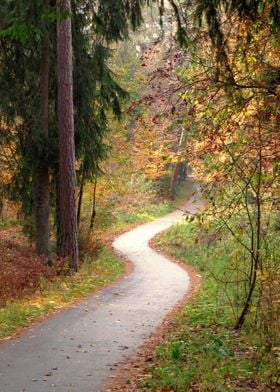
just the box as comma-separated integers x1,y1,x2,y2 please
235,130,263,329
55,166,61,253
77,163,86,228
170,162,181,200
90,174,97,230
35,29,51,265
170,128,186,199
234,267,257,329
57,0,78,271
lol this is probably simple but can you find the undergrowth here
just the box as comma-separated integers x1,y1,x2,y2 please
0,247,123,339
91,180,193,232
140,222,279,391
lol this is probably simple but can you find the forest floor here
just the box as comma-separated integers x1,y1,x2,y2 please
0,185,203,392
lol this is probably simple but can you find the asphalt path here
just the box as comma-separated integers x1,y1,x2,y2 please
0,184,203,392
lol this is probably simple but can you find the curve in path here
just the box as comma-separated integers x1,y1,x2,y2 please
0,184,202,392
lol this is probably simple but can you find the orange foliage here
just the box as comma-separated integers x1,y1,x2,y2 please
0,229,55,305
133,115,183,181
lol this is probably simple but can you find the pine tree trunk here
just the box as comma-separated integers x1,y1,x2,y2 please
57,0,78,271
55,165,61,253
35,30,51,264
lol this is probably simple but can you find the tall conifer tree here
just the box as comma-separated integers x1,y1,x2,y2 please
35,0,51,263
57,0,78,270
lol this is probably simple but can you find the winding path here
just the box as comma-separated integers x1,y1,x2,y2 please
0,184,202,392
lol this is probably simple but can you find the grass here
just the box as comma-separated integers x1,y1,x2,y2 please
173,179,194,208
0,247,124,339
90,179,194,233
140,222,279,391
113,201,174,229
112,180,194,230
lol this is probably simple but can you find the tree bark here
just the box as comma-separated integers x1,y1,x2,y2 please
35,29,51,264
57,0,78,271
